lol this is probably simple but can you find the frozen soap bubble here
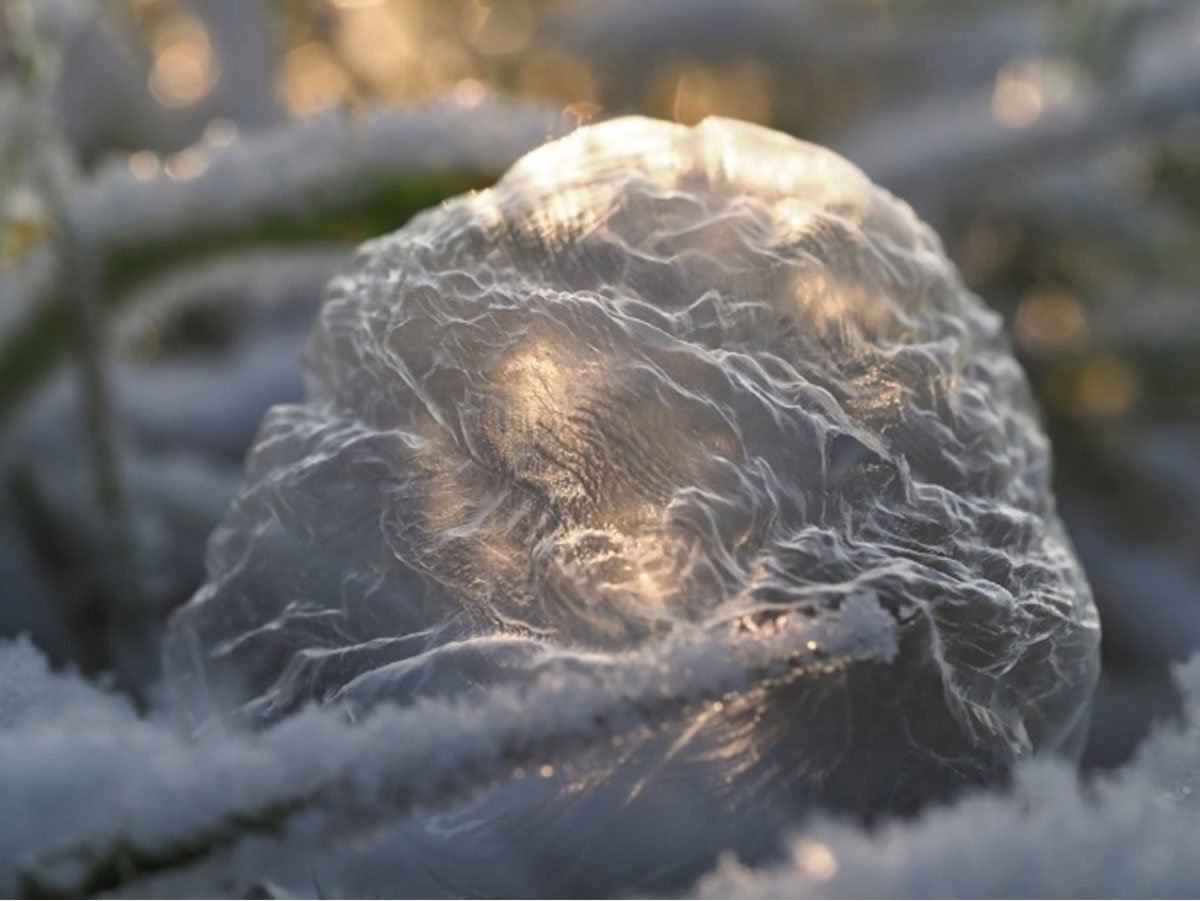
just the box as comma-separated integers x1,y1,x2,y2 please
163,117,1099,877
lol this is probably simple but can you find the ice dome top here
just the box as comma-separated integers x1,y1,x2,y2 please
164,117,1099,886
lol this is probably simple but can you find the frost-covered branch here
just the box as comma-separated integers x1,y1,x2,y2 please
7,602,892,896
846,42,1200,210
0,97,574,421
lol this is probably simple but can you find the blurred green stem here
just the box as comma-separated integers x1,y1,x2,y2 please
3,0,144,693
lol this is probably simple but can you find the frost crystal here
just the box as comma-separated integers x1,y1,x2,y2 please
164,117,1099,887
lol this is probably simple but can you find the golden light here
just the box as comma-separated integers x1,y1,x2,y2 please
148,13,219,108
202,117,238,148
1076,356,1138,418
420,40,476,95
278,42,352,117
462,0,534,57
127,149,161,180
453,78,488,108
128,0,161,20
992,59,1082,129
960,215,1022,284
1015,289,1089,354
564,100,603,126
517,51,598,105
992,66,1043,128
1,188,53,268
648,59,774,127
164,147,209,181
334,0,417,95
794,840,839,881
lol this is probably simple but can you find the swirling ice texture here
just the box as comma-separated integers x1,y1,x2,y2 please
163,117,1100,894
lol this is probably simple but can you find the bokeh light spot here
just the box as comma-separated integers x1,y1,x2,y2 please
1016,289,1090,354
278,42,352,117
148,13,219,108
1076,357,1138,418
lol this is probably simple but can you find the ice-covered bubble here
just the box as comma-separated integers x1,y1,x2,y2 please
163,116,1099,890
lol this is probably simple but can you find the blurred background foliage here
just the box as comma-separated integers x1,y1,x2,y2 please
1,0,1199,768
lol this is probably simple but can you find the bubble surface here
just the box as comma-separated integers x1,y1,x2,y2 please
164,116,1099,891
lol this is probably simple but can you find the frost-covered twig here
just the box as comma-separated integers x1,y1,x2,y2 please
10,598,894,896
845,47,1200,208
0,96,575,422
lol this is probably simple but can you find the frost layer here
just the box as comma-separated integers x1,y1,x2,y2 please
164,116,1099,887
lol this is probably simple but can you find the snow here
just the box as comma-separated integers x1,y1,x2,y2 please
1,599,888,896
74,95,575,259
0,635,130,729
697,657,1200,899
0,639,1194,897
